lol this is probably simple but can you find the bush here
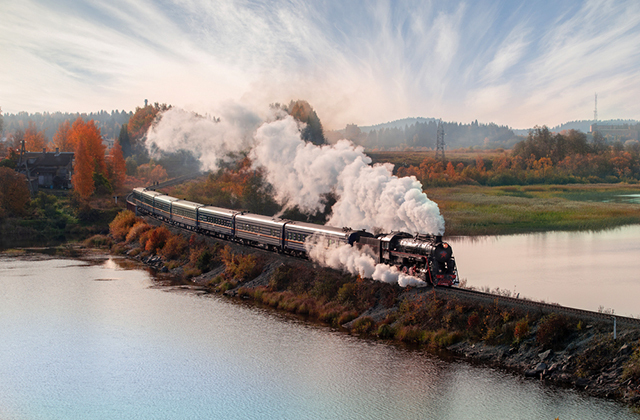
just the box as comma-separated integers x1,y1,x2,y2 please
125,221,151,243
84,234,112,248
109,210,138,241
160,234,188,260
376,323,395,339
536,313,570,350
352,317,375,334
514,318,530,343
622,345,640,382
144,226,171,253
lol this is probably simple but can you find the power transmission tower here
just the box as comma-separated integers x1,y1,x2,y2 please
436,119,445,161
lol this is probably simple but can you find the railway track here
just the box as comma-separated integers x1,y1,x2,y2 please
434,286,640,328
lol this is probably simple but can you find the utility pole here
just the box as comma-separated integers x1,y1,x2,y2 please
436,119,445,161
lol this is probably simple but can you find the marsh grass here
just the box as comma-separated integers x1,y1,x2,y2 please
430,184,640,235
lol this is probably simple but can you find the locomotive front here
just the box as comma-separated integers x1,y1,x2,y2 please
389,234,459,287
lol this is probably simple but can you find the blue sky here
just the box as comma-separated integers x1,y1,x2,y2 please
2,0,639,129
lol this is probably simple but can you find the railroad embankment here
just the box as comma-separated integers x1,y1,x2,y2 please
100,210,640,410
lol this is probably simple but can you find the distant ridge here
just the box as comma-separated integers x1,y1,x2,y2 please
359,117,438,133
513,119,640,135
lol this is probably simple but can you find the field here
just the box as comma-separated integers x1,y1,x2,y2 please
428,183,640,236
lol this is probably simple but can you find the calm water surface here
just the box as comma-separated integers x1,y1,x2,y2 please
0,256,638,420
450,224,640,317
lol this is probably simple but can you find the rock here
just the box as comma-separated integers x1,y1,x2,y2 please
538,349,553,361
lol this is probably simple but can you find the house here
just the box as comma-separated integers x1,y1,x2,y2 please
17,148,74,192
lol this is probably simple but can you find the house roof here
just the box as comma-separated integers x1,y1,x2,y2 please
21,151,74,167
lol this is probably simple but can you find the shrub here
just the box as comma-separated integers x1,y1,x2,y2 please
125,221,151,243
144,226,171,253
160,234,188,260
622,345,640,382
221,246,262,282
376,323,395,339
337,283,357,306
109,210,138,241
536,313,570,350
84,234,112,248
352,317,375,334
514,318,530,343
338,311,358,326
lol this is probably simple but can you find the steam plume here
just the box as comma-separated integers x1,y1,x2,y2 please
146,106,444,286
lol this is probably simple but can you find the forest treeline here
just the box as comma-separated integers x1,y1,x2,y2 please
397,127,640,186
332,119,519,150
2,110,131,141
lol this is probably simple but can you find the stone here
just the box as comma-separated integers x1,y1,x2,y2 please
538,349,553,361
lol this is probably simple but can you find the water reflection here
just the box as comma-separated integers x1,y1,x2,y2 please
449,225,640,316
0,256,638,419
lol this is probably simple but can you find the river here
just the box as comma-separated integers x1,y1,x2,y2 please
449,224,640,317
0,254,638,419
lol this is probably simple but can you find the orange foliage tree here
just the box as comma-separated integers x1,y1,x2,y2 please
127,102,170,147
52,120,73,152
69,117,107,198
24,121,47,152
106,140,127,191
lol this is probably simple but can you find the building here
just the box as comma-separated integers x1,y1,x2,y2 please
16,148,74,193
590,123,638,141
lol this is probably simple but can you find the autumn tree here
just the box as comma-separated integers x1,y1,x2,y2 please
0,167,30,218
69,117,107,198
52,120,73,152
24,121,47,152
106,140,127,191
127,102,170,147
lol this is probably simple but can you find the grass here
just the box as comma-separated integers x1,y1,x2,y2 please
428,184,640,236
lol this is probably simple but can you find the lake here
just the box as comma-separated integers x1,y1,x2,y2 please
0,255,638,419
449,224,640,317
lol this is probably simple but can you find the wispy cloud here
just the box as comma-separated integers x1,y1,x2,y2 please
1,0,639,129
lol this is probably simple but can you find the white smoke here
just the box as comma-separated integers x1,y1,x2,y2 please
251,115,444,234
305,236,427,288
146,105,262,171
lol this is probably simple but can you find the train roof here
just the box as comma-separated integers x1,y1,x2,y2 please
138,188,163,198
199,205,238,217
235,212,286,226
154,195,180,204
172,199,203,210
284,221,350,237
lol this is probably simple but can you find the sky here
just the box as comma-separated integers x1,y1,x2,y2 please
2,0,640,129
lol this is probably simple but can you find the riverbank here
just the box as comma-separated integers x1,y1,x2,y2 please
98,211,640,410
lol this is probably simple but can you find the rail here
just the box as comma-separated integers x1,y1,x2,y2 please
434,286,640,328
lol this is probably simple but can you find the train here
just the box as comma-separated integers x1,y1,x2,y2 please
127,187,459,287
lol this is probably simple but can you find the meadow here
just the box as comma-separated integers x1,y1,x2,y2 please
429,183,640,236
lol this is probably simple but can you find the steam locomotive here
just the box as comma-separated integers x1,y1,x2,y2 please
128,187,459,287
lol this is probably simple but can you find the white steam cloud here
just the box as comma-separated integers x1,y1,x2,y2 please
146,106,444,286
251,115,444,234
146,106,262,171
305,237,427,288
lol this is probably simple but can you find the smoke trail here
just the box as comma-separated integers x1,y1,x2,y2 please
304,236,427,287
146,106,261,171
251,115,444,234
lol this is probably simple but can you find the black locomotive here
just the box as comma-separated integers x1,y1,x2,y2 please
128,187,458,286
